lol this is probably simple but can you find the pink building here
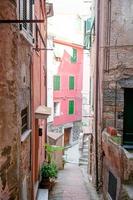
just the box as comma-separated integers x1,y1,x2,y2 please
50,39,83,145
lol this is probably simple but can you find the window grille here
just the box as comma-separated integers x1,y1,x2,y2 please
21,107,28,134
20,0,34,36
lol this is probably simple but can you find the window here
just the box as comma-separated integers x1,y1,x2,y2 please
69,100,74,115
54,102,60,116
53,75,60,91
84,17,95,49
21,107,28,134
69,76,74,90
19,0,34,36
71,48,77,63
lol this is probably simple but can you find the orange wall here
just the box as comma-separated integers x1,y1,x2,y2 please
31,0,47,198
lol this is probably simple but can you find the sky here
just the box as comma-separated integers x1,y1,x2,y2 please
48,0,92,44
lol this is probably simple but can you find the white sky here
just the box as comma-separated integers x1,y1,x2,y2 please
48,0,92,44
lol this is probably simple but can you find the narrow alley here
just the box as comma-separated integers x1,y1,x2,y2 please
49,144,100,200
0,0,133,200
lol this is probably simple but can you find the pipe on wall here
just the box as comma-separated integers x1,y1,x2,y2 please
95,0,100,191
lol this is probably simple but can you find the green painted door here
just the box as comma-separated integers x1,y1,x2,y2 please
123,88,133,148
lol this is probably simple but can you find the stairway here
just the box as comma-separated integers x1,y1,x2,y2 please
79,135,89,166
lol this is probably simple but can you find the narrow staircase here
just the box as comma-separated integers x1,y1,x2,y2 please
79,135,89,166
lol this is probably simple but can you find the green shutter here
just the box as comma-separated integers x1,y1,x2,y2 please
69,100,74,114
71,49,77,63
53,76,60,90
69,76,74,90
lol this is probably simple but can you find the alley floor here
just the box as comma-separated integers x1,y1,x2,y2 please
49,144,100,200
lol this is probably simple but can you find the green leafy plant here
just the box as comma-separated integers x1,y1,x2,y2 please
41,162,58,179
40,144,64,181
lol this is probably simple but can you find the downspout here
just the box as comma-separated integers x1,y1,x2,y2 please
95,0,100,191
44,0,48,153
29,53,34,200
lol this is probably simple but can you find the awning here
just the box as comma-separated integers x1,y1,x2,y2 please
47,132,64,141
35,105,51,119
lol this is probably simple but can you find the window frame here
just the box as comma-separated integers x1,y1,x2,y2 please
71,48,77,63
19,0,34,44
69,76,75,90
53,75,60,91
68,100,75,115
53,102,60,117
21,106,29,135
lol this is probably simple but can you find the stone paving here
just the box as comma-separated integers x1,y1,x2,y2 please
49,163,101,200
49,143,101,200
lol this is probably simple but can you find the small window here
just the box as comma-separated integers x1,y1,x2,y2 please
69,100,74,115
53,75,60,91
69,76,74,90
54,102,60,116
71,49,77,63
21,107,28,134
19,0,34,36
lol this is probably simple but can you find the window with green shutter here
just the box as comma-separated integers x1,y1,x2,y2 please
69,100,74,115
53,75,60,91
69,76,74,90
71,48,77,63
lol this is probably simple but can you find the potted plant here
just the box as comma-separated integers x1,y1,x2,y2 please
39,144,64,190
39,161,58,190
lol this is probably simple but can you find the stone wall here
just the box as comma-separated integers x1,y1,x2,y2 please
0,1,32,199
89,0,133,196
100,1,133,199
102,130,133,200
72,121,82,142
102,0,133,132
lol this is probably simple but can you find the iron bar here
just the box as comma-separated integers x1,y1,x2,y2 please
0,19,44,24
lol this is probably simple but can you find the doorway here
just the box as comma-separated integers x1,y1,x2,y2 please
64,128,71,146
123,88,133,148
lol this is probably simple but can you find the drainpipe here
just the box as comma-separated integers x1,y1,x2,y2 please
95,0,100,191
44,2,48,154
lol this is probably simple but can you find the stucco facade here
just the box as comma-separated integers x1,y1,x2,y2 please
47,39,83,144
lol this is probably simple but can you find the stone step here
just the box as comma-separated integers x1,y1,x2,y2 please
79,157,88,163
82,154,88,159
79,160,88,166
83,144,88,149
37,189,48,200
82,149,88,153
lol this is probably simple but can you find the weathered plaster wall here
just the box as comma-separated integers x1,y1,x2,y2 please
0,1,32,199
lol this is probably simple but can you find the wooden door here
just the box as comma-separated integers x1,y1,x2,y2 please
64,128,71,146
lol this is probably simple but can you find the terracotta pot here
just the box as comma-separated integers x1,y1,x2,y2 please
39,178,55,191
